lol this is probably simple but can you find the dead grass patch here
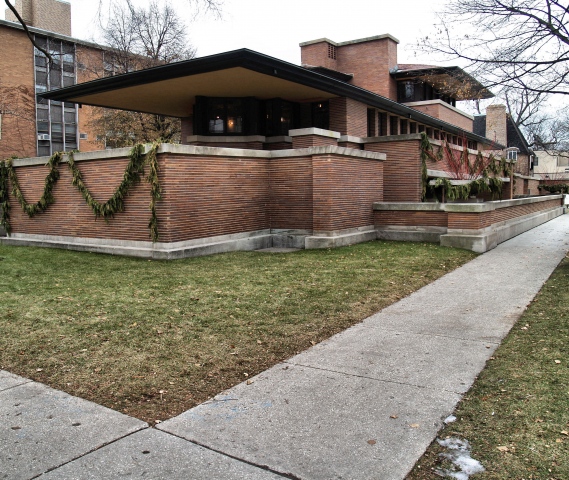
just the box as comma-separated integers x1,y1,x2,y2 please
0,241,475,423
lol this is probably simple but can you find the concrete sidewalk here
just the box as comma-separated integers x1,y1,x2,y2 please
2,214,568,479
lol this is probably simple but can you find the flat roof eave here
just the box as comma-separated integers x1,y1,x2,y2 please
40,48,496,146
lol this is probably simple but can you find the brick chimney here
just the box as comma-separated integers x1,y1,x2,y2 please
300,34,399,100
5,0,71,36
485,104,508,147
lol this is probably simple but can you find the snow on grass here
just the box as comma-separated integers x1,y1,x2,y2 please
436,437,485,479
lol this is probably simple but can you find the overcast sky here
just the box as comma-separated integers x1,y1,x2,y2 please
3,0,451,65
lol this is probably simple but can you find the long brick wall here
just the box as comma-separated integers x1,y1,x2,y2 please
5,146,384,248
7,156,153,241
375,211,447,228
366,139,422,202
313,154,383,232
447,198,562,230
270,156,313,230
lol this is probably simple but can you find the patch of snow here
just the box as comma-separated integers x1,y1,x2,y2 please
444,415,457,424
436,437,485,479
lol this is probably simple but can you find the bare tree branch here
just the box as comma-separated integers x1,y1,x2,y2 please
420,1,569,97
4,0,53,61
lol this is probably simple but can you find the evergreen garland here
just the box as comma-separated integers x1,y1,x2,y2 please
145,142,162,242
68,144,146,220
1,143,162,242
539,183,569,194
7,152,62,217
0,159,10,233
420,133,509,201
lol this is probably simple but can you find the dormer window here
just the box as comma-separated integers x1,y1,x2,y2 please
506,148,519,162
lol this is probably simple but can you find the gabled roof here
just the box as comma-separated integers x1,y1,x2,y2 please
40,48,496,145
392,65,494,101
474,114,532,154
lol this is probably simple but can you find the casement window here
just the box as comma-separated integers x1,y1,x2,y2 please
194,97,299,136
507,150,518,162
34,35,78,156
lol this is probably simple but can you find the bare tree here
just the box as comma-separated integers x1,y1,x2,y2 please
4,0,222,59
421,1,569,97
0,82,36,157
90,0,197,147
526,109,569,152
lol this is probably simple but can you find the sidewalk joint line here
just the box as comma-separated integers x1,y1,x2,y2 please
154,428,301,479
30,425,150,478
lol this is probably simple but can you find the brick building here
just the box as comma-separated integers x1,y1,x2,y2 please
0,0,105,159
2,34,562,256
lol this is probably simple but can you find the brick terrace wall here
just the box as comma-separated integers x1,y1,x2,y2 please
366,139,422,202
0,26,36,159
7,146,384,245
447,198,562,230
159,154,270,243
270,157,313,230
291,136,337,149
374,210,447,228
312,154,383,232
8,157,154,241
264,142,292,151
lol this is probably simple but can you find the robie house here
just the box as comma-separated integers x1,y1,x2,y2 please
0,35,563,257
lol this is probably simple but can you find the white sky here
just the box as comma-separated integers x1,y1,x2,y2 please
3,0,451,66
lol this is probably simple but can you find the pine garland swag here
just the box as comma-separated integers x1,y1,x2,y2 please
1,143,162,241
0,159,11,233
7,152,62,217
420,133,509,201
67,142,162,241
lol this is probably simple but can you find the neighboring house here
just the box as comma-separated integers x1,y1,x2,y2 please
0,0,107,159
533,150,569,181
2,33,564,256
473,105,536,176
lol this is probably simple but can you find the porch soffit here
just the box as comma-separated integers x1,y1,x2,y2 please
56,67,336,118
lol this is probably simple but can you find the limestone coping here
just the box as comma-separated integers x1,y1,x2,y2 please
338,135,365,144
374,195,562,213
288,128,342,139
299,34,400,47
10,143,385,167
186,135,266,143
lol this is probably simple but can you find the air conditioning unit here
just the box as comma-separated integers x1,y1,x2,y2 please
37,134,51,141
79,133,88,140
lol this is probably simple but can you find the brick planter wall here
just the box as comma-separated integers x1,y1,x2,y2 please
2,144,384,257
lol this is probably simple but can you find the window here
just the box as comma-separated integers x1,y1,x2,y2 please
507,150,518,161
397,79,457,106
34,35,78,155
367,109,376,137
378,112,388,136
311,101,329,130
389,115,398,135
556,155,568,167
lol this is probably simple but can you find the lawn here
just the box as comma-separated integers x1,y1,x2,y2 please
0,241,476,423
407,255,569,480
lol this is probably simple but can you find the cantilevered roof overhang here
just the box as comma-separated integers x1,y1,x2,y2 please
393,65,494,101
41,49,496,146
